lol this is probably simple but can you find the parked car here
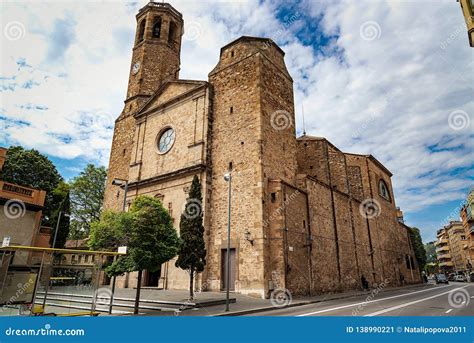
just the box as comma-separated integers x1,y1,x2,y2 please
455,274,467,282
448,273,456,281
469,273,474,282
435,274,449,284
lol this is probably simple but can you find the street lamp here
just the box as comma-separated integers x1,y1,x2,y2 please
112,178,129,212
224,172,232,312
108,178,129,314
52,211,70,249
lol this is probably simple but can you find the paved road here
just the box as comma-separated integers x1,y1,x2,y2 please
246,282,474,316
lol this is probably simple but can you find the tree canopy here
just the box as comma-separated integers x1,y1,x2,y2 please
89,195,180,314
0,146,67,231
69,164,107,239
175,175,206,299
409,227,427,271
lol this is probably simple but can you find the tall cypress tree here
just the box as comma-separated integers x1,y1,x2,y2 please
175,175,206,300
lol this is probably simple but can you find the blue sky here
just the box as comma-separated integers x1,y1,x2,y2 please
1,0,473,242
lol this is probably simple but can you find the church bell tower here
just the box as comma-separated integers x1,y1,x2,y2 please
103,2,184,211
126,1,183,105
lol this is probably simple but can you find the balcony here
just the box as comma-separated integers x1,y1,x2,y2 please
436,246,449,253
0,181,46,207
439,261,454,267
437,253,452,260
435,239,448,246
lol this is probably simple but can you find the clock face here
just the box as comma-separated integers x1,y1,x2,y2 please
132,62,140,75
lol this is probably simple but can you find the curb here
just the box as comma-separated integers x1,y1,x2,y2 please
214,283,434,316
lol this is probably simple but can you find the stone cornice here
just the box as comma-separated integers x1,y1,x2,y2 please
127,164,207,189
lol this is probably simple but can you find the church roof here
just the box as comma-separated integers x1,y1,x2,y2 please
297,135,393,176
219,36,285,57
297,134,325,141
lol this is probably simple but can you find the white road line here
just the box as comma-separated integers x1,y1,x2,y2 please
297,285,451,317
446,309,453,313
364,286,470,317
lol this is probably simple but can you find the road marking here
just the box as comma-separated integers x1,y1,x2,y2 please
297,285,451,317
446,309,452,313
364,286,470,317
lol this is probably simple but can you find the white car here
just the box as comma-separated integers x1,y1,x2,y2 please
454,274,467,282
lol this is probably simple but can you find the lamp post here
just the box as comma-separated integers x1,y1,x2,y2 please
44,211,69,308
52,211,69,249
108,178,128,314
223,172,232,312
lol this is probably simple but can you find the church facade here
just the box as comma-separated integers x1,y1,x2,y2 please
103,2,421,298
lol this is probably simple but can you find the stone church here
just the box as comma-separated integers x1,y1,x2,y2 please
103,2,421,298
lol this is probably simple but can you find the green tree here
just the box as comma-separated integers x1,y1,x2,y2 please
175,175,206,300
49,181,70,249
424,241,437,263
409,227,427,271
88,196,180,314
69,164,107,239
0,146,63,227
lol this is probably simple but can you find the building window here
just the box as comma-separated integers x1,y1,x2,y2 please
379,180,391,201
157,127,175,154
168,21,176,44
271,193,276,203
152,17,162,38
137,20,146,43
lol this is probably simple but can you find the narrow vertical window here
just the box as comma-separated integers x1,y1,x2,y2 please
137,20,146,43
153,17,162,38
168,21,176,44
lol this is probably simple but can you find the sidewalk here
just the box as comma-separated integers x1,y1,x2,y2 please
134,282,435,316
37,282,435,316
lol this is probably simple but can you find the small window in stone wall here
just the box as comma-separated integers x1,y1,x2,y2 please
271,193,276,203
231,51,234,57
168,202,173,217
379,179,391,201
230,106,233,114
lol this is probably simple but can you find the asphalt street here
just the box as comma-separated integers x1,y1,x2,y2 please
245,282,474,316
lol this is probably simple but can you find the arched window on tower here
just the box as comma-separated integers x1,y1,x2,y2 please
152,17,162,38
168,21,176,45
137,19,146,43
379,179,391,201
